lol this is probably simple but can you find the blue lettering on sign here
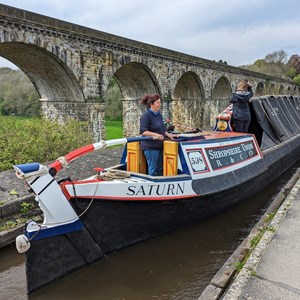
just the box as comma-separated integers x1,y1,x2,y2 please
206,141,257,170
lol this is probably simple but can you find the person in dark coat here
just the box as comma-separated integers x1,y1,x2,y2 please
230,80,253,133
139,94,178,176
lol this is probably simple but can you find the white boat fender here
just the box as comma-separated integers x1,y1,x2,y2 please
16,234,31,253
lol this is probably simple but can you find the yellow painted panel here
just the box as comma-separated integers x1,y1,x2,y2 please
164,141,178,155
127,141,139,150
127,142,147,173
163,141,178,176
127,152,138,172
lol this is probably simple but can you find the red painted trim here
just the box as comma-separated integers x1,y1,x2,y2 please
64,179,100,185
49,144,95,173
68,194,197,201
252,134,263,158
60,182,72,199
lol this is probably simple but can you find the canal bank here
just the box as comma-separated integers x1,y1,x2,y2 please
199,167,300,300
0,147,123,248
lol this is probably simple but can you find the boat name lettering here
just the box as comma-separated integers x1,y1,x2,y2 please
206,141,257,170
241,143,254,151
208,147,242,159
127,183,185,196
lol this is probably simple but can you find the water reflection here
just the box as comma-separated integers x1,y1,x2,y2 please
1,161,299,300
0,244,26,300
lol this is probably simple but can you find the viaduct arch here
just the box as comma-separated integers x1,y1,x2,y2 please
0,4,299,140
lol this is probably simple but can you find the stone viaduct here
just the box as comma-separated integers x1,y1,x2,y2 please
0,4,299,140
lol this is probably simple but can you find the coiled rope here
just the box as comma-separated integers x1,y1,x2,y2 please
98,169,131,181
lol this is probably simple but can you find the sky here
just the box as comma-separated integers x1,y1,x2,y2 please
1,0,300,69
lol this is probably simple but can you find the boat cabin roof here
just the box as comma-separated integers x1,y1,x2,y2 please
248,95,300,149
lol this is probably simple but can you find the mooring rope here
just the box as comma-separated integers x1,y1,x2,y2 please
98,169,131,181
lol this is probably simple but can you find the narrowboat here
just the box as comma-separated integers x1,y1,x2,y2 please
14,95,300,294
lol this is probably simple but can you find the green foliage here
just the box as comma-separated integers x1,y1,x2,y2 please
0,67,40,116
287,67,297,79
250,231,263,248
233,261,244,270
0,116,92,171
240,49,300,86
20,201,35,214
104,77,123,120
0,68,124,172
0,216,32,231
265,212,276,221
3,220,16,229
9,189,18,195
288,54,300,73
293,74,300,85
267,226,276,233
253,59,267,68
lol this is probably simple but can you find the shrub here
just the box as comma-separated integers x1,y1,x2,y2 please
0,116,92,171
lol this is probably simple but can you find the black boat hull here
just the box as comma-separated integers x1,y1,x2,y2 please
25,134,300,293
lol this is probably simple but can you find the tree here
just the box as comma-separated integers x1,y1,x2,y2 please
240,49,300,84
104,77,122,120
293,74,300,85
288,54,300,75
0,67,40,116
286,54,300,84
288,54,300,71
265,50,288,64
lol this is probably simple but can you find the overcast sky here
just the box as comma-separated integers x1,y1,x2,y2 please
1,0,300,69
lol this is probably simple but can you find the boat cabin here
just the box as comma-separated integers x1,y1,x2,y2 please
116,95,300,179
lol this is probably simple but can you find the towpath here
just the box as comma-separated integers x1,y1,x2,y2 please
199,168,300,300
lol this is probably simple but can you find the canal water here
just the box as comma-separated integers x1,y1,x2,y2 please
1,161,299,300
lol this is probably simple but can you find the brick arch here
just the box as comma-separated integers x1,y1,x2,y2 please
210,76,232,127
268,83,276,94
113,62,161,137
293,86,298,95
0,42,85,124
114,62,160,100
173,71,205,100
212,76,232,99
172,71,205,130
279,84,285,95
256,82,265,96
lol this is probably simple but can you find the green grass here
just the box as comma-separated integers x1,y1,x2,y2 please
105,119,123,139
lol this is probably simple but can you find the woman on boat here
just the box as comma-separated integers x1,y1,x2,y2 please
139,94,177,176
230,80,253,133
